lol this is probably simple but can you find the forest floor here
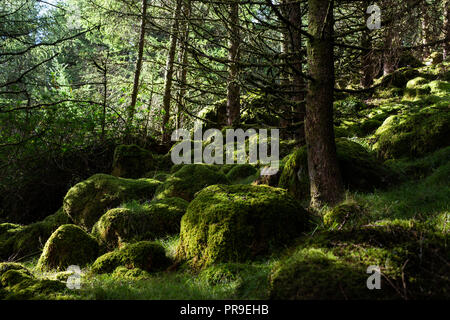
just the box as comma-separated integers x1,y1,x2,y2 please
1,60,449,300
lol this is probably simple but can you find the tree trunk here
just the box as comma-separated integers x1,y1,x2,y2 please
226,0,240,127
162,0,183,143
127,0,148,137
280,4,291,134
287,0,305,142
175,0,191,131
444,0,450,60
383,29,396,75
280,0,305,141
305,0,344,208
101,56,108,142
360,28,374,88
421,1,431,58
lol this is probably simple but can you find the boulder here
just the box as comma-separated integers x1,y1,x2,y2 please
63,174,161,230
37,224,99,271
269,220,449,299
91,241,171,274
155,164,229,201
176,184,309,268
225,164,257,182
373,105,450,159
111,144,155,179
279,139,398,200
92,197,188,250
323,200,368,229
0,212,67,261
0,267,65,300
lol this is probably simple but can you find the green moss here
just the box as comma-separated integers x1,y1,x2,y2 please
279,140,300,159
0,219,63,261
111,144,155,179
376,87,404,99
226,164,257,182
155,164,230,201
170,163,186,174
0,223,21,236
199,263,245,286
0,207,75,261
92,197,188,250
385,146,450,179
270,220,449,299
63,173,161,230
43,207,72,226
404,77,433,98
373,106,450,159
177,184,310,268
219,164,237,175
1,269,66,300
428,80,450,96
323,200,368,230
146,172,170,182
278,146,309,199
279,139,397,200
0,262,32,278
112,266,151,280
37,224,99,271
1,269,34,288
376,67,421,89
91,241,171,274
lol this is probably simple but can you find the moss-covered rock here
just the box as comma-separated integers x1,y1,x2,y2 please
177,184,310,268
199,263,246,286
1,269,66,300
111,144,155,179
92,197,188,250
385,146,450,179
377,67,421,89
1,268,34,288
270,220,449,299
42,207,72,226
279,139,397,200
112,266,151,280
0,262,32,278
218,164,236,175
323,200,368,229
91,241,171,274
63,174,161,230
37,224,99,271
372,106,450,159
252,165,284,187
0,217,65,261
278,146,309,200
155,164,230,201
0,223,21,236
404,77,432,98
145,172,170,182
226,164,258,182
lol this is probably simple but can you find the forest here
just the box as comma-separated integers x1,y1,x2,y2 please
0,0,449,301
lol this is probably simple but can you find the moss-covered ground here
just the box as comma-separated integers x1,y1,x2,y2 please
0,60,448,300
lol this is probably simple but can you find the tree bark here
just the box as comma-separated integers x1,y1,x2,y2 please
127,0,148,137
444,0,450,60
280,4,291,134
305,0,344,208
287,0,305,142
162,0,183,143
175,0,191,131
360,28,374,88
226,0,240,127
383,28,397,75
280,0,305,141
421,0,431,58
